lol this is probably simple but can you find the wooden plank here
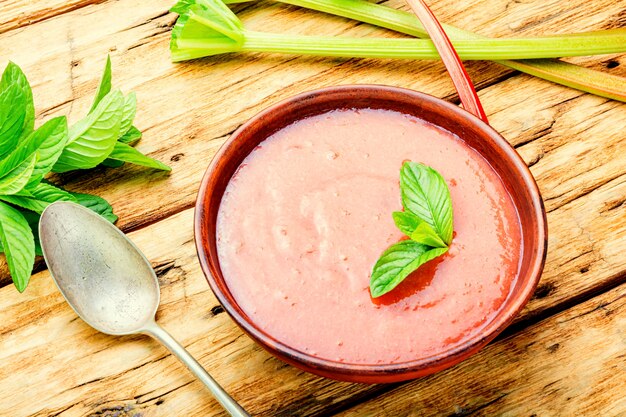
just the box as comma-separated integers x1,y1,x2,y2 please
423,0,626,34
1,155,626,415
0,0,624,415
337,284,626,417
0,0,624,287
0,0,102,35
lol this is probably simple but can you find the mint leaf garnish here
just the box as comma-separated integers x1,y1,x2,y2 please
392,211,447,248
370,241,448,298
400,162,453,245
370,162,453,297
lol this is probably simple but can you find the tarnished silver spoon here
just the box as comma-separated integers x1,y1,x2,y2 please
39,201,249,417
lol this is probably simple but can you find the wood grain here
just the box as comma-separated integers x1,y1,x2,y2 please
0,0,104,35
0,0,624,287
0,206,623,417
337,283,626,417
1,0,625,414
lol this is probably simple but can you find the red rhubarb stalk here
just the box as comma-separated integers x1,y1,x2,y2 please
404,0,489,123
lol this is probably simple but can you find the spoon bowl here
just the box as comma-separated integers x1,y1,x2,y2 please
39,201,249,417
40,202,159,335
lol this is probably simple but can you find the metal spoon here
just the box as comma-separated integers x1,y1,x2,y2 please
39,201,250,417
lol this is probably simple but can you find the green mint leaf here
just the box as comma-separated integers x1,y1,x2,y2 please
53,89,124,173
99,125,143,168
370,240,447,298
119,92,137,137
100,159,126,168
0,195,47,214
27,116,68,187
106,142,171,171
400,162,453,245
70,192,118,223
20,210,43,256
0,201,35,292
118,125,142,145
410,221,447,248
0,182,77,214
392,211,446,248
0,62,34,147
0,84,27,158
89,55,112,113
0,154,37,195
32,182,76,202
0,210,44,257
0,116,68,195
370,162,453,297
0,117,65,178
392,211,422,236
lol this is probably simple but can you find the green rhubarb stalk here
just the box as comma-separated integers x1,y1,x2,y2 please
175,28,626,60
222,0,626,102
171,6,626,60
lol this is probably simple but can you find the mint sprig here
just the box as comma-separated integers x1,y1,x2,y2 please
370,162,453,298
0,57,171,292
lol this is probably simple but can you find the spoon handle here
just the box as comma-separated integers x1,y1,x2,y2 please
143,321,251,417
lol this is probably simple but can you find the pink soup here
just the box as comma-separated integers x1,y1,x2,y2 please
216,108,521,364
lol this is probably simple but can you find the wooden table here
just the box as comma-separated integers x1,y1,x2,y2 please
1,0,625,415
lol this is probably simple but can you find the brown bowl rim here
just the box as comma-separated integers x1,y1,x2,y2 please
194,84,548,380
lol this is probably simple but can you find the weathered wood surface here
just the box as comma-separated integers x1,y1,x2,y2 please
0,0,623,284
1,208,624,416
0,0,625,415
0,0,101,34
338,283,626,417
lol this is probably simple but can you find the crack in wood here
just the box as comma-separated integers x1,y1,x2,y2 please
559,297,620,325
0,0,109,35
546,343,560,354
514,118,557,148
55,354,171,402
88,403,137,417
48,403,76,417
155,259,186,286
526,151,544,168
123,10,172,32
276,384,392,417
447,392,508,416
38,98,74,118
134,379,194,405
127,25,174,51
601,196,626,213
601,8,626,29
545,171,626,214
556,247,596,269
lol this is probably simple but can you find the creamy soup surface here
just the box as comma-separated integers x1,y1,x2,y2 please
216,108,521,364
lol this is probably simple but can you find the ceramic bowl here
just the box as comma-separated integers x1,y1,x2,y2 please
195,85,547,383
